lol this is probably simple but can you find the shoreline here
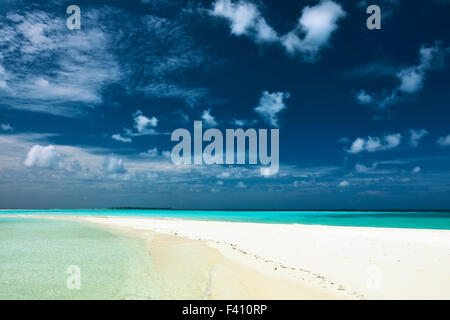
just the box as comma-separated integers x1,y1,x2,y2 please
2,214,450,299
0,215,356,299
3,208,450,211
58,216,355,299
2,210,450,231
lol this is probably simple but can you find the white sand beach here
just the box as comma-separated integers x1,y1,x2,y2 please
3,214,450,299
72,216,450,299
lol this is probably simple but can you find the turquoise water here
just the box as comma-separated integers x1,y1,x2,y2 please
2,209,450,230
0,218,157,299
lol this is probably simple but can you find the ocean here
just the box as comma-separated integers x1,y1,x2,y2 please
2,209,450,230
0,217,157,299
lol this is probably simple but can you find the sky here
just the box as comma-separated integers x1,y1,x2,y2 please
1,0,450,209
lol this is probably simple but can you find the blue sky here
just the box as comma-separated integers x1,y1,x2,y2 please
1,0,450,209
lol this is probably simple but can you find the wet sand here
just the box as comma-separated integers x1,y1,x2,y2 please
102,221,344,299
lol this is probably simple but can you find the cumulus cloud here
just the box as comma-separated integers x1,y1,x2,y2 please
140,147,158,157
347,133,402,154
232,119,246,127
397,67,424,94
202,109,218,127
338,180,349,187
161,150,171,158
355,42,449,108
1,123,13,132
437,135,450,147
355,90,374,105
236,181,247,188
133,110,159,134
24,144,61,168
409,129,428,148
102,156,126,174
254,91,289,127
281,0,346,60
112,134,132,143
210,0,278,43
3,133,314,205
217,171,231,179
412,166,421,174
114,110,165,140
210,0,345,61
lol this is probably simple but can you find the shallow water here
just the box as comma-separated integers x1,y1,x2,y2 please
2,209,450,230
0,218,157,299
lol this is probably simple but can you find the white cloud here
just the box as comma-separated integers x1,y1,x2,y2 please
116,110,165,139
162,150,171,158
397,67,423,93
282,0,346,60
231,119,246,126
437,135,450,147
139,83,209,108
112,134,132,143
174,109,190,123
210,0,345,61
210,0,278,43
0,7,215,115
409,128,428,148
348,138,365,154
24,145,61,168
338,180,349,187
230,118,257,127
355,42,448,108
141,147,158,157
0,10,122,117
236,181,247,188
2,133,268,196
254,91,289,127
412,166,421,174
202,109,218,127
102,156,126,174
355,90,374,105
1,123,13,132
355,163,377,173
0,64,9,89
217,171,231,178
347,134,402,154
134,110,159,134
